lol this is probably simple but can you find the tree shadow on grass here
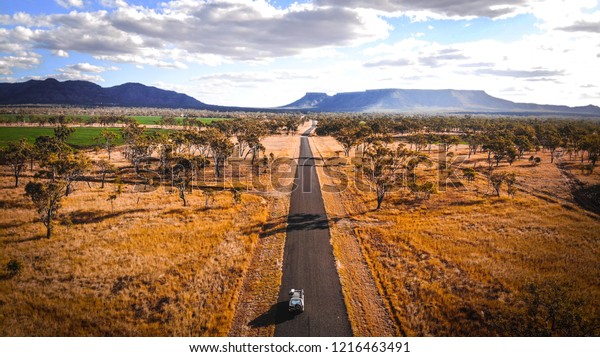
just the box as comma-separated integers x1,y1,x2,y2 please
2,234,45,244
0,272,16,281
447,199,485,207
248,301,296,328
0,199,33,210
193,205,229,213
0,221,28,230
66,208,148,224
244,212,348,240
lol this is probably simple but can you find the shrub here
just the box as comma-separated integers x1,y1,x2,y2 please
6,259,22,276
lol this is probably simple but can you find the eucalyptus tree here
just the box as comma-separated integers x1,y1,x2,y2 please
96,129,119,160
171,155,209,206
0,139,33,187
209,132,234,178
359,142,413,210
96,159,116,189
334,126,361,157
25,180,68,239
54,124,75,143
40,152,90,196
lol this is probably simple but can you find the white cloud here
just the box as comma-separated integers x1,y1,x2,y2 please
7,73,104,82
95,54,188,69
55,0,84,9
1,0,598,107
0,53,41,75
63,62,118,73
52,49,70,57
314,0,534,19
0,0,391,69
358,24,600,106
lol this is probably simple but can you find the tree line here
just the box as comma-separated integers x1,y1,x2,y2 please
0,116,305,239
315,115,600,209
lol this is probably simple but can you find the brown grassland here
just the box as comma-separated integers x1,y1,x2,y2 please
311,136,600,336
1,118,598,337
0,172,269,336
0,129,303,336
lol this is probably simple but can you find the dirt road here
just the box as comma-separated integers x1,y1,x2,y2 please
273,125,352,337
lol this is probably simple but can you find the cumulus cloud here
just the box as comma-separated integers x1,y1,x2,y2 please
8,73,105,82
192,70,317,85
0,53,41,75
105,1,389,60
55,0,84,9
24,62,120,83
17,62,121,83
419,48,468,67
558,20,600,33
364,58,412,67
476,68,565,78
1,0,390,68
63,62,118,73
94,54,188,69
52,49,70,57
314,0,531,18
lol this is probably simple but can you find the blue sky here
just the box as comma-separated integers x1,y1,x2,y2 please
1,0,599,107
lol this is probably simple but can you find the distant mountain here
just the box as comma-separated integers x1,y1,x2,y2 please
281,89,600,116
0,78,211,109
2,79,598,116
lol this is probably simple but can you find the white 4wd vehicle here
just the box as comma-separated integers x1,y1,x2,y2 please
288,289,304,313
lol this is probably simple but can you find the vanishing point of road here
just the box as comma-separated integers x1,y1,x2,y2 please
274,124,352,337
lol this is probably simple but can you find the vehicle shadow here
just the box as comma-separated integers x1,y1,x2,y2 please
248,301,296,328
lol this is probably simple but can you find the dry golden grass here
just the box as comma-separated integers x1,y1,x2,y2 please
310,135,600,336
0,167,271,336
0,125,312,337
261,134,300,159
228,195,289,336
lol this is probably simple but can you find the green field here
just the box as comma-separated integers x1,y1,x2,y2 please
0,127,166,148
0,114,231,126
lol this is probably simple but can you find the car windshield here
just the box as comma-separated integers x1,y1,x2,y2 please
290,299,301,304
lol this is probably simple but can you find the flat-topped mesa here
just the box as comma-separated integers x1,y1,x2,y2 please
280,92,331,109
280,88,600,115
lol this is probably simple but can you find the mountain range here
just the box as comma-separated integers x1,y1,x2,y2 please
280,89,600,116
0,78,213,109
1,78,599,116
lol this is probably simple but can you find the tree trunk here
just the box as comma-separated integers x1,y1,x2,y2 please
45,214,53,239
376,192,384,210
181,191,187,206
101,172,106,189
14,169,19,187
